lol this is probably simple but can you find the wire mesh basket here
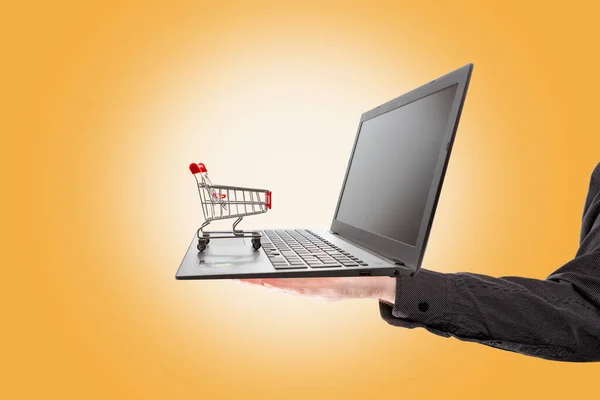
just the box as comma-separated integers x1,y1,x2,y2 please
189,162,271,251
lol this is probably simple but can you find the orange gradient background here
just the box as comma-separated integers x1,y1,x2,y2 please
2,1,600,398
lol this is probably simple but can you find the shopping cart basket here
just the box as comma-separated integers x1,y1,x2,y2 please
189,162,272,252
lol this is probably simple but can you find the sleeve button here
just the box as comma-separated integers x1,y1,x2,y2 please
418,302,429,312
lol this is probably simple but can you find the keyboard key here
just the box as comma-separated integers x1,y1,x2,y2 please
273,263,307,270
310,263,342,268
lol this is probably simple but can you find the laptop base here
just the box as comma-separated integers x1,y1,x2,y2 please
176,229,409,280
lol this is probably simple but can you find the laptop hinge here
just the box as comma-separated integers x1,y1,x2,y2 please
387,258,405,266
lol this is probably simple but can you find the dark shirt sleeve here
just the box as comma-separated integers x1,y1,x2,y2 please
379,162,600,362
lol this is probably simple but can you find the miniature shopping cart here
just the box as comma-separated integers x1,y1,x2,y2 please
189,162,272,252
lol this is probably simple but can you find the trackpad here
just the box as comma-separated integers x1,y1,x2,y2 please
195,238,262,267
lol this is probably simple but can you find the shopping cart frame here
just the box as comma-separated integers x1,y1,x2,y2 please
190,163,271,252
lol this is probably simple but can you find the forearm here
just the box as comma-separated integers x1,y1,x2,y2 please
374,276,397,305
380,162,600,361
379,261,600,362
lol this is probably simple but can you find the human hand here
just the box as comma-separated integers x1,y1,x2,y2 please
235,277,396,304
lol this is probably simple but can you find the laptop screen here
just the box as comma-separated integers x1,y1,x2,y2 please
335,84,458,246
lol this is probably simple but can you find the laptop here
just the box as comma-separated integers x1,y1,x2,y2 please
176,64,473,280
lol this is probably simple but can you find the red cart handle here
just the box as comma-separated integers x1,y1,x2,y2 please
189,163,208,174
266,191,272,209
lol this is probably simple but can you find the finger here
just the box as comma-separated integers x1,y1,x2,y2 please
262,281,306,295
262,281,343,300
261,278,337,289
265,285,306,296
234,279,265,286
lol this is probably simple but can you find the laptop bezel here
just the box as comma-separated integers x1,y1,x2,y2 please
329,64,473,273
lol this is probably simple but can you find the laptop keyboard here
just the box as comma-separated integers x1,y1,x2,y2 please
262,230,368,269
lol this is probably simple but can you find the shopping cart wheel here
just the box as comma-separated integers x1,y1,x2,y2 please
251,237,261,250
197,239,208,252
200,234,210,245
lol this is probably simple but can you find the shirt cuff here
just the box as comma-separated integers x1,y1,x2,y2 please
379,269,454,335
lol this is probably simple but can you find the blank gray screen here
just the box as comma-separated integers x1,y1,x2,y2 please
336,84,458,246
